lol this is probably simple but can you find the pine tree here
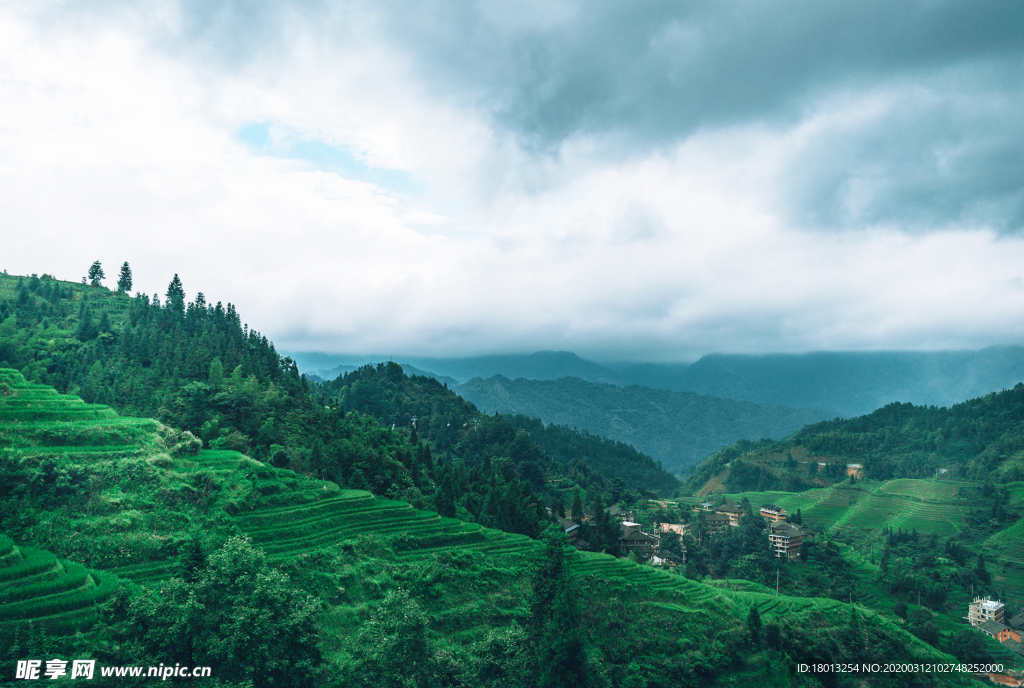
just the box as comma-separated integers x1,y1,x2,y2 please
117,262,133,292
166,274,185,300
87,260,105,287
571,489,584,525
747,605,762,648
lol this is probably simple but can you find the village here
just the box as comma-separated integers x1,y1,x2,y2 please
555,494,1024,675
553,496,813,569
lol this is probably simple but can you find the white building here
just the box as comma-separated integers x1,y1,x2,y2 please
968,597,1005,626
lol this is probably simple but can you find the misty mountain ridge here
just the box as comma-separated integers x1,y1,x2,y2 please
291,345,1024,419
454,375,833,474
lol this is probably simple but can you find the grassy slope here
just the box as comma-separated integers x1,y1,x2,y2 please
712,476,1024,664
0,369,968,685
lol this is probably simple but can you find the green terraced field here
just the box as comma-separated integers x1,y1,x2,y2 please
880,479,966,501
726,478,971,535
0,543,119,635
0,369,965,671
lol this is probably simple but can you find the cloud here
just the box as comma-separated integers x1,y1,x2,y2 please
2,1,1023,362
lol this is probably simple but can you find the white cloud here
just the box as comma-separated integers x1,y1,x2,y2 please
2,2,1023,362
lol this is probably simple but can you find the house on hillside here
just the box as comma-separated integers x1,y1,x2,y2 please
608,505,634,521
620,530,659,560
652,550,682,569
768,522,804,560
657,522,689,537
698,500,714,512
968,596,1006,626
715,499,745,526
760,504,787,522
704,513,731,535
978,621,1021,644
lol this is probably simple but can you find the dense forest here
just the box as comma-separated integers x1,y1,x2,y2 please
456,374,833,473
0,270,690,542
684,387,1024,495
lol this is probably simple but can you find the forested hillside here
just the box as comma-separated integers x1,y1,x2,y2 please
457,375,833,473
685,384,1024,496
318,363,680,494
0,370,963,687
0,270,970,687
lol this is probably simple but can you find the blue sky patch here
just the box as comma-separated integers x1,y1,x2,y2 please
235,122,417,194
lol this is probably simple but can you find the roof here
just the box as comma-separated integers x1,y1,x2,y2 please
973,597,1005,611
621,521,641,527
761,504,783,512
564,523,581,534
715,505,744,514
1009,613,1024,629
770,523,804,537
980,620,1010,636
1003,639,1024,657
622,531,657,542
705,514,730,524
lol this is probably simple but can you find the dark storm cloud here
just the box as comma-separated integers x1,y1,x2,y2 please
370,0,1024,231
164,0,1024,232
374,1,1023,143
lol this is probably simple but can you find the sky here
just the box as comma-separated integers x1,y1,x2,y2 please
2,0,1023,362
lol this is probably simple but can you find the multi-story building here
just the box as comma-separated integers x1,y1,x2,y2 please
715,499,745,526
760,504,787,522
768,522,804,560
968,597,1005,627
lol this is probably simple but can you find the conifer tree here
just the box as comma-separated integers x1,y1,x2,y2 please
747,605,762,648
117,262,133,292
166,274,185,300
571,489,584,525
87,260,105,287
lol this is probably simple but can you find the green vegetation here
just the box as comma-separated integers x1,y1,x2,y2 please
456,374,833,473
0,270,977,686
0,541,117,636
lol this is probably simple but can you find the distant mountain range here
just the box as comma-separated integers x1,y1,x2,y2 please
454,375,832,474
288,346,1024,473
618,348,1024,418
291,346,1024,418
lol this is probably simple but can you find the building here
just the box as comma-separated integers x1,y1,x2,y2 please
698,501,715,512
969,597,1005,627
760,504,787,522
607,505,634,521
977,621,1021,644
768,522,804,560
715,499,745,526
621,521,642,536
620,530,659,559
657,522,689,537
704,513,731,535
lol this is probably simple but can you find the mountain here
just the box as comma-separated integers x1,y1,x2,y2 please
317,362,681,494
2,271,968,684
0,367,964,685
621,349,1024,417
455,375,833,474
290,350,620,385
296,347,1024,421
686,382,1024,496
